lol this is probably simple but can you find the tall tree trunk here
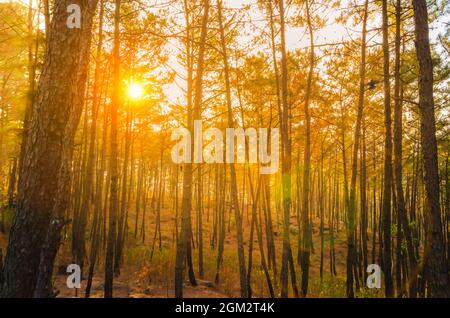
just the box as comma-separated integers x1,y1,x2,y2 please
114,108,132,275
7,158,17,208
382,0,394,297
412,0,449,298
18,0,39,194
1,0,98,298
393,0,418,298
135,160,144,238
104,0,121,298
175,0,209,298
254,179,275,297
42,0,50,38
74,0,105,275
277,0,298,298
347,0,368,298
319,145,325,280
197,164,204,278
372,141,378,265
215,165,226,284
217,0,248,297
360,119,368,282
299,0,314,298
86,0,106,297
86,77,108,298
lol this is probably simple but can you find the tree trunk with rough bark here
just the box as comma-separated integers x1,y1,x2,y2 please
347,0,368,297
1,0,98,298
104,0,121,299
412,0,449,298
393,0,418,298
217,0,248,297
175,0,209,298
381,0,394,297
278,0,299,298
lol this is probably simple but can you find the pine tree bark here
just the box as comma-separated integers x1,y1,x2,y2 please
115,108,132,274
86,0,106,297
381,0,394,297
276,0,299,298
175,0,209,298
1,0,98,298
347,0,368,297
217,0,248,297
86,90,108,298
393,0,418,297
299,0,314,297
7,157,17,209
360,119,368,282
135,160,144,238
215,165,226,284
412,0,449,298
104,0,121,298
18,0,39,195
74,0,105,275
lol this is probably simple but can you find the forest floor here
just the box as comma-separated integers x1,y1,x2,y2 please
0,203,383,298
54,274,227,298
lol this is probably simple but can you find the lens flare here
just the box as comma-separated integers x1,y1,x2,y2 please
127,82,144,100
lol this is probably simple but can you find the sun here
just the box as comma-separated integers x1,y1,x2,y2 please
127,82,144,100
